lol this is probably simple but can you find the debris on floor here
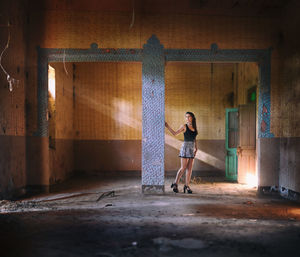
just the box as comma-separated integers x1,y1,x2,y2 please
1,176,300,257
0,200,55,212
96,191,115,202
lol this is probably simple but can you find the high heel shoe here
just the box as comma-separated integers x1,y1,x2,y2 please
171,183,179,193
183,185,193,194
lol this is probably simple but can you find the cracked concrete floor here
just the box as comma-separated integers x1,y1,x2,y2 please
1,174,300,257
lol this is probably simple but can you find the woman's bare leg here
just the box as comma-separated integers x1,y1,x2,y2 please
174,158,189,184
185,158,195,186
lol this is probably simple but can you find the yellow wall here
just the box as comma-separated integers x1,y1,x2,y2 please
237,63,259,106
166,63,235,140
72,62,253,141
74,62,142,140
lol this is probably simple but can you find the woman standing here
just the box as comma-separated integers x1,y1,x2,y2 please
165,112,198,194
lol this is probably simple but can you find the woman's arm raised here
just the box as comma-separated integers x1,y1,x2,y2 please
165,122,185,136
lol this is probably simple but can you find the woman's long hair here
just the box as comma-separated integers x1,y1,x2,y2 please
186,112,198,135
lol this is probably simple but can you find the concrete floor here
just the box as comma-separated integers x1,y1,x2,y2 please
1,173,300,257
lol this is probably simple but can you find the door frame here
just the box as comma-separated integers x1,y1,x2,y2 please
36,35,273,193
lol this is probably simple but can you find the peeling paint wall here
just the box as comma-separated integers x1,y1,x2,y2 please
0,0,27,198
1,0,300,197
73,62,142,172
278,0,300,194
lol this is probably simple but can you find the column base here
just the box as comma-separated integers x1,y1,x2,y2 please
142,185,165,194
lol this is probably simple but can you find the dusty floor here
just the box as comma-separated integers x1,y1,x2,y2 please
1,174,300,257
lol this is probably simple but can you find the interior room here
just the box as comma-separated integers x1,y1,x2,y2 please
0,0,299,256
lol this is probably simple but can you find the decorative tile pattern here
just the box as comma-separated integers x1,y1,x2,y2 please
257,50,274,138
47,47,143,63
142,35,165,188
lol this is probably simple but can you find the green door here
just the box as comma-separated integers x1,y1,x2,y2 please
225,108,238,181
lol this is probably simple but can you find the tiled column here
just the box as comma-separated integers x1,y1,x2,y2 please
257,50,275,190
141,35,165,194
258,49,273,139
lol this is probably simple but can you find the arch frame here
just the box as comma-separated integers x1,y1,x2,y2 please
36,35,273,193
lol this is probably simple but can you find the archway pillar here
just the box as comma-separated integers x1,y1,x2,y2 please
141,35,165,194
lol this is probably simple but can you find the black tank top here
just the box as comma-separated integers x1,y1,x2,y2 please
184,124,197,142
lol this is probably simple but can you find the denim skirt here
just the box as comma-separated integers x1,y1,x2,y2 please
179,141,195,158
